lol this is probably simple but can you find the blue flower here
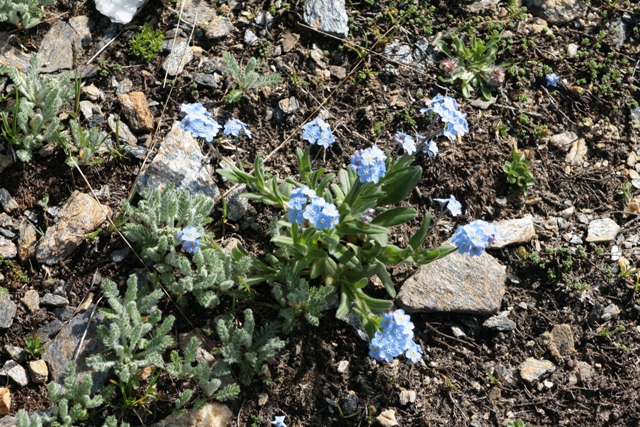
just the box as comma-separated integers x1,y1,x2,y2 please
395,131,416,155
180,103,209,119
350,146,387,184
288,207,305,224
451,220,498,256
181,115,221,142
303,197,326,226
301,118,335,147
405,340,423,364
271,415,287,427
177,226,202,241
425,140,438,157
545,73,559,87
182,239,200,253
224,118,252,139
316,203,339,230
420,94,468,141
434,195,462,217
369,310,423,364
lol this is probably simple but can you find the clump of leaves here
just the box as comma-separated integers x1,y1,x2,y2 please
0,0,53,29
130,23,165,61
222,52,282,103
62,119,109,166
503,149,535,195
438,31,505,100
24,333,45,361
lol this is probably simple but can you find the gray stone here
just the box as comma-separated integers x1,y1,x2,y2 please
523,0,586,24
5,346,24,363
107,114,137,145
601,303,620,321
225,185,249,221
0,361,28,386
0,213,15,229
328,65,347,79
244,29,259,46
483,313,516,331
28,360,48,384
550,324,575,355
38,17,93,73
17,217,38,261
519,358,555,384
195,73,222,88
115,78,133,95
36,319,64,343
0,295,16,329
384,42,413,65
150,402,233,427
399,390,416,405
281,33,300,53
41,294,69,307
0,189,18,213
0,32,31,72
0,154,13,176
549,131,578,152
277,97,300,115
204,16,234,39
492,215,537,248
467,0,501,12
42,306,108,394
123,145,148,160
163,39,194,77
304,0,349,38
36,191,111,265
179,0,218,24
451,326,466,338
21,290,39,313
0,236,16,259
137,122,219,201
110,248,130,263
586,218,620,243
81,84,105,102
397,247,506,315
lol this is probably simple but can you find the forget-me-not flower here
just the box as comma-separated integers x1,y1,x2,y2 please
451,219,498,257
177,226,202,253
369,310,423,364
395,131,417,155
350,146,387,184
271,415,287,427
434,195,462,217
180,103,222,142
224,118,252,139
420,94,469,141
545,73,559,87
425,139,438,157
301,118,336,148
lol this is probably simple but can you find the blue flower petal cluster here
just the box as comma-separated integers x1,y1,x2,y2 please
287,186,339,230
420,94,469,141
545,73,559,87
451,219,498,257
350,146,387,184
177,226,202,253
301,118,335,148
369,309,423,364
271,416,287,427
434,195,462,217
424,139,438,157
224,118,252,139
180,103,222,142
394,131,417,155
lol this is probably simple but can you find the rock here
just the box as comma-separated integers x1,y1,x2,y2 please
38,17,93,73
5,346,25,363
492,215,536,248
107,114,137,145
0,153,13,176
519,358,555,384
0,360,28,387
585,218,620,243
281,33,300,52
377,409,399,427
565,138,587,166
41,294,69,307
109,248,130,263
95,0,146,24
451,326,466,338
397,248,506,315
115,78,133,95
328,65,347,79
17,217,38,261
0,189,19,213
601,303,620,321
303,0,349,38
137,122,219,201
0,32,31,72
42,306,108,394
195,73,222,88
523,0,586,24
244,29,259,46
28,360,48,384
0,387,9,414
399,390,416,405
179,0,218,23
277,97,300,115
337,360,349,373
483,313,516,331
0,295,17,329
258,393,268,406
0,214,14,229
568,361,593,385
204,16,234,39
117,92,154,133
550,324,575,355
0,236,17,259
21,290,39,313
151,402,233,427
81,84,105,102
385,41,413,65
163,39,194,77
36,319,64,343
549,131,578,152
35,191,111,265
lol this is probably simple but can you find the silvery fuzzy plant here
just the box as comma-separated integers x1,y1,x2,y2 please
86,275,174,409
122,186,255,308
14,361,129,427
0,0,53,29
221,52,283,103
0,54,74,162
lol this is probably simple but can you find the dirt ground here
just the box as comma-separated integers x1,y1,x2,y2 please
2,0,640,426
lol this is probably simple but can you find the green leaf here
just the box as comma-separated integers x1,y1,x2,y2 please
378,166,422,206
371,207,416,227
330,243,362,272
408,213,431,250
336,291,351,318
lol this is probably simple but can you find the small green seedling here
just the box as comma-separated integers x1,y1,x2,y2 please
221,52,282,103
130,23,165,61
503,149,535,195
24,333,45,361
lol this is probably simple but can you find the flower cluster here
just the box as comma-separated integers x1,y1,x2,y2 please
434,195,462,217
179,103,221,142
420,95,469,141
545,73,559,87
350,146,387,184
177,226,201,253
301,117,335,148
287,186,339,230
224,118,252,139
394,132,438,157
369,310,423,364
451,219,498,257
